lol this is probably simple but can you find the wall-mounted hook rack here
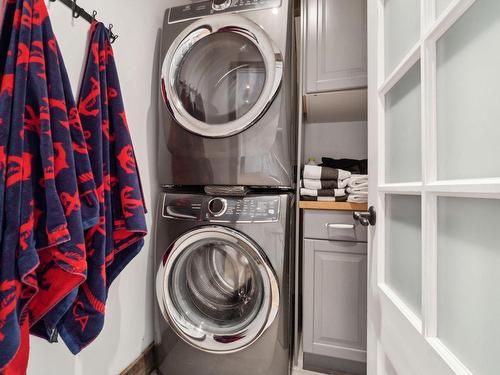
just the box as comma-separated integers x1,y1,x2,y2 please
48,0,119,43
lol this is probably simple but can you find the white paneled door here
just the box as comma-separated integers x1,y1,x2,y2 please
367,0,500,374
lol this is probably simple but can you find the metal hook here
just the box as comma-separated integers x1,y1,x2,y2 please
108,24,118,44
109,33,119,44
72,0,81,19
92,10,98,22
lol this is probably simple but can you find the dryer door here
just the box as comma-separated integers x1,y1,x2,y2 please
156,226,280,353
161,14,283,138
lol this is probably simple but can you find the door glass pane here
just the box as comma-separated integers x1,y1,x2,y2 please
385,195,422,317
437,0,500,180
436,0,454,16
170,237,264,335
384,0,420,75
175,32,266,124
385,63,421,183
437,197,500,375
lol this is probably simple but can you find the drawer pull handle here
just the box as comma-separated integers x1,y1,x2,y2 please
353,206,377,226
326,223,354,230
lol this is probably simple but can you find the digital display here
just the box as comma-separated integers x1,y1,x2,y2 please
168,0,282,24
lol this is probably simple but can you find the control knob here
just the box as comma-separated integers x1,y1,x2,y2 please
212,0,232,11
208,198,227,217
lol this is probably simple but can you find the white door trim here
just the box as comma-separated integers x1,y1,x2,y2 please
367,0,496,373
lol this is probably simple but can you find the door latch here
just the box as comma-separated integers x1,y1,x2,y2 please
353,206,376,227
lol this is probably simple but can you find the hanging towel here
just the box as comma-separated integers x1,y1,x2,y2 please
300,188,346,198
300,178,348,190
303,165,351,181
56,22,147,354
0,1,33,369
29,0,101,342
0,0,99,371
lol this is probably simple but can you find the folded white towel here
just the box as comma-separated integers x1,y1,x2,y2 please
300,188,346,197
348,182,368,190
347,194,368,203
346,187,368,194
348,174,368,188
303,165,351,181
301,179,349,190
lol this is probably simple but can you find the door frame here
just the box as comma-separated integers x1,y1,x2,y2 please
367,0,498,374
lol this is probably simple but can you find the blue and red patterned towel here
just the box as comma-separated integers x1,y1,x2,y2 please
57,21,148,355
0,0,147,372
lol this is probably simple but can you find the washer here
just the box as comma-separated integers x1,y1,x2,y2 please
157,0,296,188
154,192,294,375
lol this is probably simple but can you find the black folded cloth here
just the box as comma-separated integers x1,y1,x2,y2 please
302,165,351,181
321,157,368,175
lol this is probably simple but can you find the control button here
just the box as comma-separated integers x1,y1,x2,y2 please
212,0,232,10
208,198,227,217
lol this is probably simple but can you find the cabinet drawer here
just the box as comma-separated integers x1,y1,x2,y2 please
304,210,367,242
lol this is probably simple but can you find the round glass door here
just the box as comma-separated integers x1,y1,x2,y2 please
175,32,266,125
161,14,283,138
156,226,280,353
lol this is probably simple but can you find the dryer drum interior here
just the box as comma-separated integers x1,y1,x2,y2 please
174,32,266,125
176,239,263,328
157,226,280,353
161,14,283,138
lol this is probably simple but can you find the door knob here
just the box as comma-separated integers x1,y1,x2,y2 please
353,206,376,227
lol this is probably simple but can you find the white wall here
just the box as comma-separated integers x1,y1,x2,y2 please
27,1,170,374
304,121,368,162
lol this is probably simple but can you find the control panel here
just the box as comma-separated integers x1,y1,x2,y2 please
168,0,282,24
163,194,281,223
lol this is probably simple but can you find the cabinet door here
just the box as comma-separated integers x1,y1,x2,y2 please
303,239,367,363
305,0,367,93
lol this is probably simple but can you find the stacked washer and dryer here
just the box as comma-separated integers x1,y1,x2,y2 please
154,1,296,374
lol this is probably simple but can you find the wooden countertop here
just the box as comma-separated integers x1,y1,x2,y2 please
298,201,368,211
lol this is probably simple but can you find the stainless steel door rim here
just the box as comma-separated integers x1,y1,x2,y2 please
156,226,280,353
161,14,283,138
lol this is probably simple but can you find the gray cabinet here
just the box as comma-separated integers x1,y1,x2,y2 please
304,0,367,94
303,239,367,363
302,210,367,372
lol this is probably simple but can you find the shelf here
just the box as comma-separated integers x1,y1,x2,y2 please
303,88,368,123
299,201,368,212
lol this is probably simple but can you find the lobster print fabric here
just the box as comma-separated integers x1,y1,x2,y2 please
0,1,147,371
57,21,147,354
0,0,99,371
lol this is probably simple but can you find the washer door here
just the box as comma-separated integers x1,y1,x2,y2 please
156,226,280,353
161,14,283,138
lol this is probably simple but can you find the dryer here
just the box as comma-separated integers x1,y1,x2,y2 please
154,191,294,375
158,0,296,188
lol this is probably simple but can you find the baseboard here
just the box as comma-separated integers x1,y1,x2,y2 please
120,344,156,375
303,353,365,375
